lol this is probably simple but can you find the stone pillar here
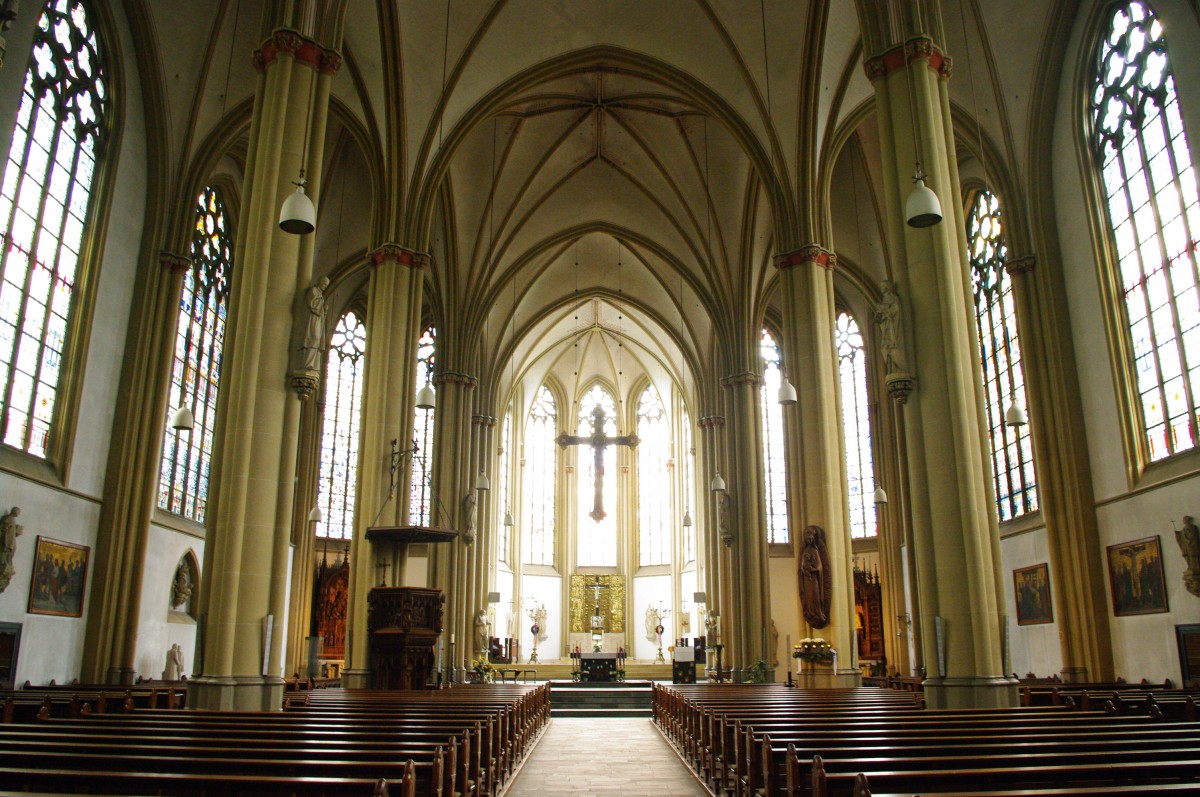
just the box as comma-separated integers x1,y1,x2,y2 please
431,370,477,673
189,29,340,711
82,252,190,684
865,35,1015,708
343,244,427,689
1004,254,1113,681
718,373,771,672
285,393,322,677
473,414,498,655
697,414,727,657
774,246,859,685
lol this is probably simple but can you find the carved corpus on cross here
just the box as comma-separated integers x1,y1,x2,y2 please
557,404,638,522
588,576,609,632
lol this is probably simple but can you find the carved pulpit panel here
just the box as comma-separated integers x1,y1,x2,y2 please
854,570,885,661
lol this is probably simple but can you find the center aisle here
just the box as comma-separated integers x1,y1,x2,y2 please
504,716,711,797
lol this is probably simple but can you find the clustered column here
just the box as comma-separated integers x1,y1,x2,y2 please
774,245,859,684
343,244,427,689
865,34,1014,708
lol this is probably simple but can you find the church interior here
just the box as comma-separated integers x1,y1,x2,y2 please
0,0,1197,761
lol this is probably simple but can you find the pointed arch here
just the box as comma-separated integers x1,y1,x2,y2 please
836,310,877,538
637,382,670,567
759,327,789,544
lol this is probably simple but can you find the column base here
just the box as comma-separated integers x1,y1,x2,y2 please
1059,666,1089,684
187,675,286,711
105,667,137,686
795,667,862,688
341,668,371,689
923,676,1018,709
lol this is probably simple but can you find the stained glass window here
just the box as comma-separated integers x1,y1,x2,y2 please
315,311,366,540
637,384,670,567
836,312,877,538
968,190,1038,519
497,409,512,564
1091,1,1200,460
576,385,618,567
0,0,108,457
760,329,789,544
410,326,435,525
523,386,556,566
158,186,231,522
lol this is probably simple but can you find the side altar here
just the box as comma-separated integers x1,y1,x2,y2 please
364,525,455,690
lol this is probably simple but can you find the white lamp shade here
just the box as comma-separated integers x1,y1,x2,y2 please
905,178,943,228
778,379,798,405
170,406,194,431
475,472,491,491
416,383,436,410
308,505,324,523
682,509,693,527
873,485,889,505
279,185,316,235
1005,401,1028,427
503,510,514,527
711,472,726,492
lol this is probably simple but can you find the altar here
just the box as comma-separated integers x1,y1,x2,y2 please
578,651,620,683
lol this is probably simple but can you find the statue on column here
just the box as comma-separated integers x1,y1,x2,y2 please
798,525,832,629
1176,515,1200,597
164,643,185,681
474,608,490,653
873,280,906,374
298,276,330,374
461,491,477,544
718,492,734,547
0,506,21,594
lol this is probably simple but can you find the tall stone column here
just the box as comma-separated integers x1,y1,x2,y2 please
1003,254,1113,681
430,371,477,673
718,373,771,671
190,30,339,711
285,394,322,677
697,414,727,655
865,35,1014,708
472,414,498,654
343,245,427,689
775,246,859,685
82,251,190,684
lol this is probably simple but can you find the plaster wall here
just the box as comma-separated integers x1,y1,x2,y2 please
520,572,561,660
135,523,204,681
998,524,1061,679
631,572,671,660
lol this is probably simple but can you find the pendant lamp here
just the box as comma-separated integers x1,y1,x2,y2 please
1004,401,1027,427
905,166,943,228
170,406,194,431
778,378,798,405
710,472,726,493
475,471,491,491
416,382,436,410
873,485,889,505
279,173,316,235
308,505,324,523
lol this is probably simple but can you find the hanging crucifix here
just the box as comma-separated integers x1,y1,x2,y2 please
557,404,638,522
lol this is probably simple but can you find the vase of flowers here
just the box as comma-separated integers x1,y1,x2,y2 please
792,638,834,671
471,656,495,684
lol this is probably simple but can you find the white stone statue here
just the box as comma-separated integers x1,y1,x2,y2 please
171,561,193,610
645,604,662,642
461,491,477,544
769,619,779,666
474,608,490,652
873,280,906,374
164,643,185,681
297,276,330,373
1176,515,1200,597
0,506,22,594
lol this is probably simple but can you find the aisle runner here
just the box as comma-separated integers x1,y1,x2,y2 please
505,717,710,797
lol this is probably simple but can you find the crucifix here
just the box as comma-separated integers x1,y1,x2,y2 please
557,404,638,522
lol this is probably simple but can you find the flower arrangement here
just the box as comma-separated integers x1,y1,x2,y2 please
471,656,495,683
792,637,834,663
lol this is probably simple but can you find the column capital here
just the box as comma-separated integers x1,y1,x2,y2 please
698,415,726,429
1004,255,1036,276
719,372,764,389
370,243,429,270
863,36,953,82
433,371,477,388
159,251,192,273
472,415,498,427
253,28,342,75
774,245,837,271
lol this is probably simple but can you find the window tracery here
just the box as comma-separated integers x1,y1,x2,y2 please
316,310,366,540
836,312,878,538
760,329,789,544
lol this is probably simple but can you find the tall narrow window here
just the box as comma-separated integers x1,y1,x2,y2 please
158,186,232,521
315,310,366,540
760,329,789,544
576,385,617,567
968,190,1038,519
637,384,670,567
681,406,696,564
1091,1,1200,460
523,386,556,566
0,0,109,457
497,408,512,564
410,326,435,525
836,312,877,538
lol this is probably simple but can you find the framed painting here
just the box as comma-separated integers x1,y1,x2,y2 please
27,536,89,617
1014,563,1053,625
1106,535,1169,616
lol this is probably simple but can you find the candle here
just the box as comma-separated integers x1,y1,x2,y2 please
450,633,455,644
